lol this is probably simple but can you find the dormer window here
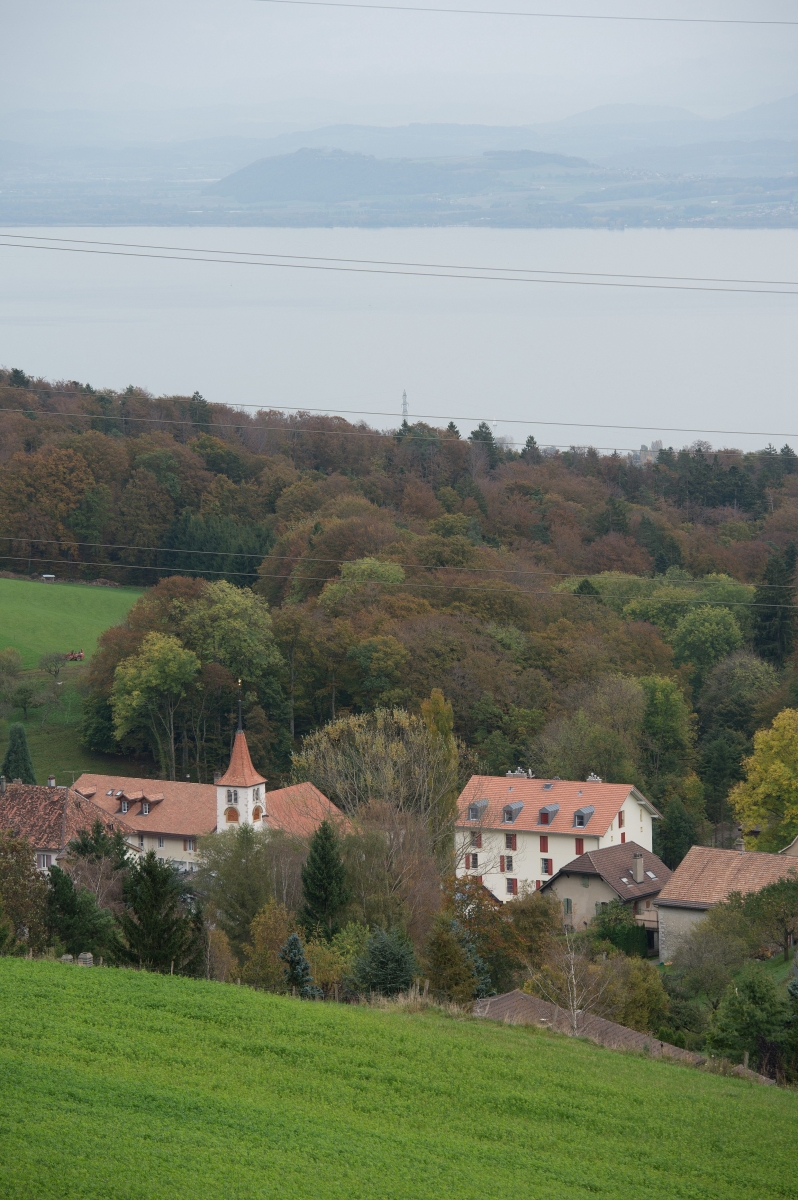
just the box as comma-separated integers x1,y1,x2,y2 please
142,801,150,815
502,801,524,824
467,798,489,822
574,805,595,828
121,800,129,814
538,803,559,825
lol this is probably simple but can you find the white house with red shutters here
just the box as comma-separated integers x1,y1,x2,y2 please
455,771,661,902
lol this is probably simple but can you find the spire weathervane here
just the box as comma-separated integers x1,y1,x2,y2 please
237,679,243,733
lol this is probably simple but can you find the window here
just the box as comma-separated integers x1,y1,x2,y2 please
538,803,559,826
142,801,150,815
618,810,625,828
467,853,478,869
541,858,553,875
225,806,239,823
252,806,263,822
581,876,590,888
539,835,549,852
253,787,260,803
539,810,549,825
471,832,482,849
620,832,626,844
575,837,584,856
106,789,114,796
505,833,516,851
563,898,572,915
506,878,518,896
158,836,165,849
595,901,609,914
505,855,513,871
121,800,129,814
574,805,595,828
467,798,488,822
227,789,233,803
36,853,52,870
183,838,194,852
139,835,145,849
502,801,524,823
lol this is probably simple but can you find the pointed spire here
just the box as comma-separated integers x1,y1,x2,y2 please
237,678,243,734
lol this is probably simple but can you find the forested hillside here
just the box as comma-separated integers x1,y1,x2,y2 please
2,367,797,850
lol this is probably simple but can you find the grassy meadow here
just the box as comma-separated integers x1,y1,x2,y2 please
0,960,795,1200
0,577,143,783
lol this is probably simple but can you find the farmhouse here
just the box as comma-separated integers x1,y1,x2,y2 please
654,844,798,962
540,842,671,954
455,772,661,901
0,778,135,870
74,723,339,868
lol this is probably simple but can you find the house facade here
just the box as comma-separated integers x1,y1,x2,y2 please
540,842,671,955
74,724,341,868
455,772,661,902
654,844,798,962
0,779,136,870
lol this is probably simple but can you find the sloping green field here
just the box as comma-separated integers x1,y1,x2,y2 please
0,577,141,667
0,961,794,1200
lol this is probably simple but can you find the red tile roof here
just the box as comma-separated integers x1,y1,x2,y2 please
217,732,266,788
656,845,798,910
263,783,346,839
74,775,217,838
455,775,660,838
541,842,671,902
0,784,136,853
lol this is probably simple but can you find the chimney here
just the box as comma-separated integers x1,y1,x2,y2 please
734,837,745,853
0,775,5,794
47,775,56,788
632,852,644,884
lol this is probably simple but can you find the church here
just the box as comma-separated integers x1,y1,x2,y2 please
73,717,341,870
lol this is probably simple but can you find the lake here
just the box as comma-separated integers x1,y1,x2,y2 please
2,225,797,453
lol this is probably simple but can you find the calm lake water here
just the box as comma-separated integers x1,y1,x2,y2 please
2,225,798,453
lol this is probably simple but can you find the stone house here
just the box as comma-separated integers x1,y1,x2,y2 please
0,778,136,870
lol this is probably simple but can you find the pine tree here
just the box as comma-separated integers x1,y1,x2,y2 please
574,577,601,599
117,851,203,974
424,914,478,1004
654,798,697,869
751,543,798,666
1,723,35,784
469,421,500,470
278,932,321,998
299,819,349,940
354,928,416,996
46,865,117,959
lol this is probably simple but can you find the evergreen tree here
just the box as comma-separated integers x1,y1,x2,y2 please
654,798,697,869
46,865,117,959
117,851,203,974
751,543,798,666
1,723,35,784
299,819,349,940
520,435,542,464
424,914,478,1003
278,932,322,998
0,892,15,956
354,927,416,996
68,818,130,870
574,577,601,598
469,421,500,470
707,963,786,1067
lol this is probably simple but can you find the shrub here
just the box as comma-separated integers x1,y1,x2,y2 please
354,928,416,996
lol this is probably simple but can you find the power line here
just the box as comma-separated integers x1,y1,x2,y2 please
4,233,798,290
2,533,789,586
4,403,798,459
5,554,797,607
252,0,798,26
2,236,798,296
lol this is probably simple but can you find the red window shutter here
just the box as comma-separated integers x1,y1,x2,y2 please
618,810,625,828
621,832,626,844
575,837,584,855
477,876,483,884
540,811,549,825
540,835,549,853
512,878,518,896
183,839,187,852
510,833,517,852
500,855,506,872
475,832,482,849
535,879,541,891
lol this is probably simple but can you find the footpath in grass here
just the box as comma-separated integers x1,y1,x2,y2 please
0,960,795,1200
0,577,141,667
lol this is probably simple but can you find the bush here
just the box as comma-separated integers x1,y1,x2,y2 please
278,932,322,999
706,963,786,1068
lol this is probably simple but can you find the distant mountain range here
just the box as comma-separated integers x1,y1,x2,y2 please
0,94,796,227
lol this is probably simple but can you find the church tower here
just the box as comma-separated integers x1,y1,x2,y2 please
216,690,267,830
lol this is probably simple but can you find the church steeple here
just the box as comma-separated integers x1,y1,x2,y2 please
215,697,267,830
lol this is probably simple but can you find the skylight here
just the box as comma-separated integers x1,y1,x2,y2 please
645,870,658,879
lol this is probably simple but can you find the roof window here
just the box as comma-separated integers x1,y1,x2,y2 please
467,798,489,822
502,801,524,824
542,783,554,791
573,805,595,828
645,870,658,879
538,803,559,825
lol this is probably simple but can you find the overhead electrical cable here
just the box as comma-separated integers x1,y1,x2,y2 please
2,233,798,290
251,0,798,26
1,236,797,295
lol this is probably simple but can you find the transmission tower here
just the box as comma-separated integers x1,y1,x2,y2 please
402,390,408,418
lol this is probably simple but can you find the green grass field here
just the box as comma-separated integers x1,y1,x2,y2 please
0,577,142,667
0,961,794,1200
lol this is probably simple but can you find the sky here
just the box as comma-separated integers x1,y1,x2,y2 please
4,0,798,139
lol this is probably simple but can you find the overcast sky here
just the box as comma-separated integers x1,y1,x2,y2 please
4,0,798,139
